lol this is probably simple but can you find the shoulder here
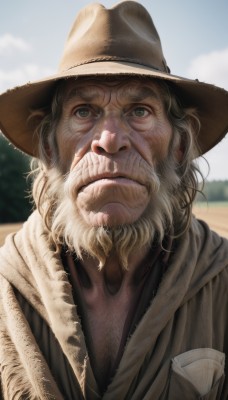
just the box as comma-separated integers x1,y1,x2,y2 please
190,216,228,266
174,216,228,304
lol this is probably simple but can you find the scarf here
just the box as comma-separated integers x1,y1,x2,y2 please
0,211,227,399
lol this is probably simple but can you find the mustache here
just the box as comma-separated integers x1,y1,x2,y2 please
64,152,160,195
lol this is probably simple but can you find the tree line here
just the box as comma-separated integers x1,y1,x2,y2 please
0,134,32,223
0,133,228,223
196,180,228,203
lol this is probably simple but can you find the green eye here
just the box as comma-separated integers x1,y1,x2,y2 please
132,107,148,117
75,107,91,118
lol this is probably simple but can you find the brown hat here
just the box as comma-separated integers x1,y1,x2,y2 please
0,1,228,157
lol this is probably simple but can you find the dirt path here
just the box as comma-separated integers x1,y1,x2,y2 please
193,205,228,238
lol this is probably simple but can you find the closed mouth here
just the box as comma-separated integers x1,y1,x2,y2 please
78,173,142,191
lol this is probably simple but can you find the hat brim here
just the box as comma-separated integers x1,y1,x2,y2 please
0,61,228,157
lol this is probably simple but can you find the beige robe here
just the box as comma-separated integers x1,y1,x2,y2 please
0,211,228,399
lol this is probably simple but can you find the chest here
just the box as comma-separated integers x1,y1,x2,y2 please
79,286,137,391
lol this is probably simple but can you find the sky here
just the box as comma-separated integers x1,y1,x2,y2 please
1,0,228,180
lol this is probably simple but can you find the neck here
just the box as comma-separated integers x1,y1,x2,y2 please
76,245,151,295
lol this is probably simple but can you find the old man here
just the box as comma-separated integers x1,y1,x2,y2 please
0,1,228,399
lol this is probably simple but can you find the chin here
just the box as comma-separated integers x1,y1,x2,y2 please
82,205,146,227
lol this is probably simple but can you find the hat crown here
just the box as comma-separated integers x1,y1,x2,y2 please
59,1,169,73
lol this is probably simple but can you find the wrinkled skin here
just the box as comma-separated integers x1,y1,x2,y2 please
55,78,175,391
56,79,172,226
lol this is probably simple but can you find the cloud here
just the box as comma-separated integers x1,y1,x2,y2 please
0,34,31,55
187,48,228,180
198,137,228,181
187,48,228,90
0,33,54,93
0,64,54,93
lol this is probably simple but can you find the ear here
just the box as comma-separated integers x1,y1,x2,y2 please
44,141,52,162
28,110,53,162
175,146,184,163
174,136,186,163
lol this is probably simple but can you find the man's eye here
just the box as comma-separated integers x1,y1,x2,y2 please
131,107,149,117
74,107,91,118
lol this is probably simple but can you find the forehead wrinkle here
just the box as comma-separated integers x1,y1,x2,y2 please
64,86,105,105
63,82,162,108
120,86,161,103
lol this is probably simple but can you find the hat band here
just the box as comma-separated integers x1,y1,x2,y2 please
60,56,171,74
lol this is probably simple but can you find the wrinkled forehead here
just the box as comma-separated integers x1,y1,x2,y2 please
61,76,167,104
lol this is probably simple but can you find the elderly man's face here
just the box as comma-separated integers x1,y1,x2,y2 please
56,78,173,227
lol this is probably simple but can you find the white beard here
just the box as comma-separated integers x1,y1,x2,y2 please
46,151,180,270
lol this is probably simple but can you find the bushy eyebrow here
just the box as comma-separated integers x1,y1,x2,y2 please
122,86,160,103
64,85,161,105
65,88,99,104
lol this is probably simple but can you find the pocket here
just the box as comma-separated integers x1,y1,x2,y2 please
200,374,225,399
167,348,225,400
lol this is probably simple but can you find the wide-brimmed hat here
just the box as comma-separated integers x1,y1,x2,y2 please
0,1,228,157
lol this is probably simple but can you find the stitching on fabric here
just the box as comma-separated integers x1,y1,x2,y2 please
64,57,164,73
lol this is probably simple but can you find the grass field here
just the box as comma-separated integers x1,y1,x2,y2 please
0,203,227,246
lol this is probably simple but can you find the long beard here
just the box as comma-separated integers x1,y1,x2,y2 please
49,154,180,270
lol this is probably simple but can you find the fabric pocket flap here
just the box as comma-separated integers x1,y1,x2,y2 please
171,348,225,397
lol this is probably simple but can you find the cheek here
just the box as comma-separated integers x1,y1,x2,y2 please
56,124,92,172
136,122,172,166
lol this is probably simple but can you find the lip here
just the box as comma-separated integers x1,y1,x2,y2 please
78,174,143,191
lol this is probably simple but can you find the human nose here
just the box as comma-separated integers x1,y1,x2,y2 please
91,115,130,155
